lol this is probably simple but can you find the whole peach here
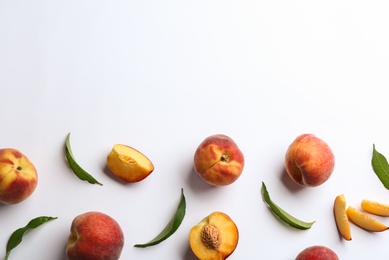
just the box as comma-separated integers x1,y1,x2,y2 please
295,245,339,260
194,134,244,186
285,134,334,187
0,148,38,204
66,211,124,260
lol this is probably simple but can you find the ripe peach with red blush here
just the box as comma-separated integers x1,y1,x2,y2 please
193,134,244,186
285,134,334,187
66,211,124,260
295,245,339,260
0,148,38,204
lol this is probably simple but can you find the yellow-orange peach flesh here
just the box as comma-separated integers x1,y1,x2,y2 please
361,199,389,217
189,211,239,260
285,134,334,187
334,194,352,241
346,206,389,232
107,144,154,183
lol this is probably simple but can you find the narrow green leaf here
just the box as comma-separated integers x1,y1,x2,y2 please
65,132,103,186
134,188,186,248
5,216,57,260
371,144,389,190
261,182,315,230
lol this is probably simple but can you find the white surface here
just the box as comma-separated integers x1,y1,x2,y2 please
1,1,389,259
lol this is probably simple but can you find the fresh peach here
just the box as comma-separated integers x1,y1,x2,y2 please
285,134,334,187
0,148,38,204
295,245,339,260
193,134,244,186
66,211,124,260
107,144,154,183
189,211,239,260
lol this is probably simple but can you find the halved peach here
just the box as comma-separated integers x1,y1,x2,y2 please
346,206,389,232
189,211,239,260
333,194,351,241
361,199,389,217
107,144,154,183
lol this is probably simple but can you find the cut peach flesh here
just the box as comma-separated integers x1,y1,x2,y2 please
107,144,154,182
333,194,351,241
189,212,239,260
361,200,389,217
346,206,389,232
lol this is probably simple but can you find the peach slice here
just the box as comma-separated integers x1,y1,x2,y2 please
346,206,389,232
189,211,239,260
107,144,154,183
361,199,389,217
333,194,351,241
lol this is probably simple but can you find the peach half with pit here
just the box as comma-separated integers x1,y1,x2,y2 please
189,211,239,260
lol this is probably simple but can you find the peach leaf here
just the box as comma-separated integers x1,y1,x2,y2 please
261,182,315,230
5,216,58,260
134,188,186,248
372,144,389,190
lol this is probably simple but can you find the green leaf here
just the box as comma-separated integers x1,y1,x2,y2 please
134,188,186,248
261,182,315,230
5,216,58,260
65,132,103,186
371,144,389,190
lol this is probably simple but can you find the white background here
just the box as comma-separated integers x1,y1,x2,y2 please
1,1,389,259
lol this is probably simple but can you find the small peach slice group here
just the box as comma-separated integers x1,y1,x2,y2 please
361,199,389,217
189,211,239,260
107,144,154,183
334,194,352,241
346,206,389,232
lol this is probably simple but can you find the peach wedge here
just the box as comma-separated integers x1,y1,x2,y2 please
346,206,389,232
361,199,389,217
333,194,351,241
189,211,239,260
107,144,154,183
